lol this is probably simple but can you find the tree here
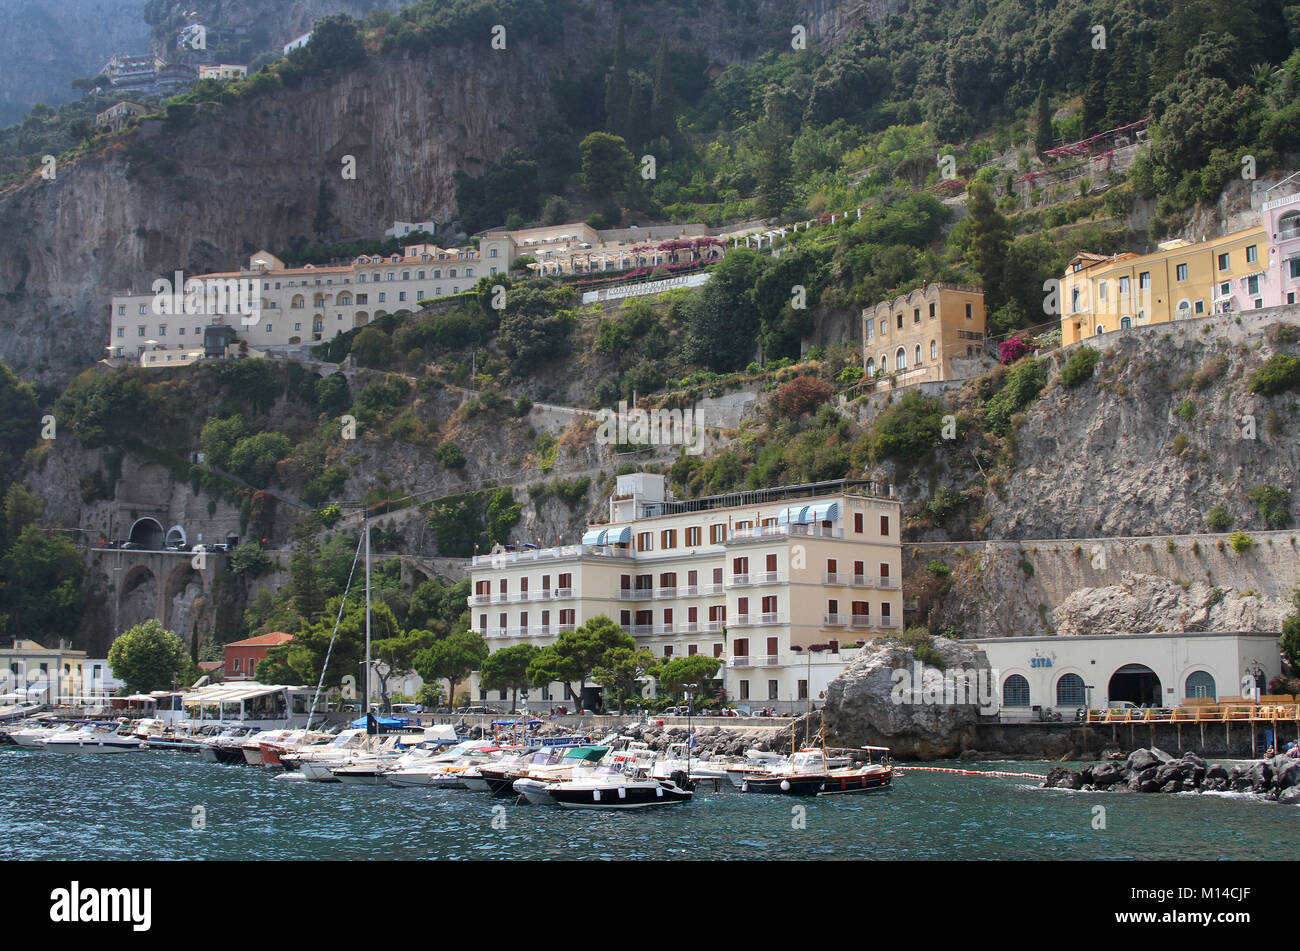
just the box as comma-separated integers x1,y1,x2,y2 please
288,529,325,624
108,620,188,692
603,12,630,139
373,629,437,711
414,629,489,706
527,615,634,711
227,432,291,487
1082,51,1109,136
772,376,833,417
755,91,795,218
966,181,1013,312
592,646,660,714
0,526,83,639
657,655,722,698
650,35,675,140
1034,81,1053,154
580,131,635,204
480,643,540,711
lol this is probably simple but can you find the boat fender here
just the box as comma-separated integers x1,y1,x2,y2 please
780,779,790,791
741,782,749,792
618,786,626,799
656,785,663,797
593,789,601,802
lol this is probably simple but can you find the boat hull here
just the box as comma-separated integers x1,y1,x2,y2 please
741,775,826,796
43,737,145,754
817,770,892,796
551,781,692,810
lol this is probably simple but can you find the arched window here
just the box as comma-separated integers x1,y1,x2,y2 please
1056,673,1086,706
896,347,907,370
1185,670,1216,700
880,354,888,372
865,357,875,375
915,344,922,365
930,340,937,361
1095,324,1105,335
1003,674,1030,707
1120,315,1132,329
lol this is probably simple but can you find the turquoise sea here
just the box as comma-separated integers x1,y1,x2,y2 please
1,749,1294,860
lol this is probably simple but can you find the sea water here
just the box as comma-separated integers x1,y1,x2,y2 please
0,749,1293,860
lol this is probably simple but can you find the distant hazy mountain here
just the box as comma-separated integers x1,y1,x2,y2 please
0,0,150,127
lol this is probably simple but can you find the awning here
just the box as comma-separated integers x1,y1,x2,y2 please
581,529,607,546
807,502,840,522
777,506,808,525
605,525,632,544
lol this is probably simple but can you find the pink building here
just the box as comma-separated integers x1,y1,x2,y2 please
1264,191,1300,308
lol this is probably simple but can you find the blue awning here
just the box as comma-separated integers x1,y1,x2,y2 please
808,502,840,522
778,506,810,525
606,525,632,544
581,529,607,545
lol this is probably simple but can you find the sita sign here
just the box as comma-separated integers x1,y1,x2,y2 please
1030,656,1053,668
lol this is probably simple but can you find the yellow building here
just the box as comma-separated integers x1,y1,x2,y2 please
1060,226,1270,345
862,283,988,388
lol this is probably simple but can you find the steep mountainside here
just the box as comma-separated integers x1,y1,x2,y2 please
0,0,149,126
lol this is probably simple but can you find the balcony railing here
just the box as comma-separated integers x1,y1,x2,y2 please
681,622,699,633
531,625,551,636
731,574,751,586
702,584,724,596
760,655,780,666
556,623,576,633
879,576,900,589
536,590,552,600
852,575,877,587
654,587,678,599
631,624,653,636
732,615,753,627
470,544,634,567
878,615,899,628
491,594,508,604
680,585,699,596
517,591,530,602
755,572,783,584
654,624,675,635
728,524,844,541
468,595,490,606
824,614,847,626
850,615,872,628
621,588,653,600
554,588,574,598
758,613,783,625
823,572,849,585
731,656,752,668
703,621,723,633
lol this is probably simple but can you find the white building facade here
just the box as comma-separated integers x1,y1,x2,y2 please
974,631,1283,716
465,474,903,713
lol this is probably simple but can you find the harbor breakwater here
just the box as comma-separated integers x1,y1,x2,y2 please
1042,746,1300,804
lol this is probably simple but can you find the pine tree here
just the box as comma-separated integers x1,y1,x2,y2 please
288,529,324,624
1034,81,1053,154
603,12,629,140
1105,39,1149,129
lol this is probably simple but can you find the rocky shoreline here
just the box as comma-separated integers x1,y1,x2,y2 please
1043,746,1300,803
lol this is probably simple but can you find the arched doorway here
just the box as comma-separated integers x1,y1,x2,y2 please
1109,664,1162,706
128,517,165,550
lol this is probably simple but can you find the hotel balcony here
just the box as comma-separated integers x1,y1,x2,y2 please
878,576,900,589
531,625,551,637
556,623,576,633
491,594,508,604
620,588,653,600
731,574,751,586
654,587,678,599
554,587,574,598
732,614,785,627
681,622,699,633
535,590,552,600
680,585,699,597
755,572,783,584
653,624,675,635
824,614,848,626
852,575,877,587
468,594,490,606
878,615,899,628
703,621,723,633
728,524,843,541
630,624,654,636
759,655,780,666
730,656,752,668
823,572,849,585
470,543,633,567
516,591,530,602
702,584,724,596
849,614,872,628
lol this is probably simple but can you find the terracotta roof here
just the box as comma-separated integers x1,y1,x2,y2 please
225,632,294,648
198,661,225,671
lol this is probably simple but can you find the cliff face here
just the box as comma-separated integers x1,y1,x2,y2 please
0,0,150,127
0,0,884,384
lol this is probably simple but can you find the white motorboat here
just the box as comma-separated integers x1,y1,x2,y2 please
386,740,498,788
531,764,694,810
725,749,790,788
6,723,73,749
41,724,146,753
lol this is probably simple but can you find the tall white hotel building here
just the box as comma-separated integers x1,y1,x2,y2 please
466,472,903,713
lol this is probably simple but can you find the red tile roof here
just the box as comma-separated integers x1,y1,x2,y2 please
226,632,294,648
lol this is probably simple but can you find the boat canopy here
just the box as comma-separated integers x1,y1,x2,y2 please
561,745,609,762
348,716,411,729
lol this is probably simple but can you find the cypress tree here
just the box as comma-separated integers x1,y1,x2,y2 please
650,35,674,140
1082,52,1109,136
1034,81,1053,154
604,12,629,140
967,181,1012,312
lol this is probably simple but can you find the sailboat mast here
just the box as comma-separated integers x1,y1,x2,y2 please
364,514,371,722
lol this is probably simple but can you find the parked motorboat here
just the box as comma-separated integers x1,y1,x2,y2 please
509,746,611,803
816,747,894,796
538,765,694,810
5,722,74,749
41,723,146,754
386,741,499,788
725,749,789,788
199,726,261,764
740,747,893,796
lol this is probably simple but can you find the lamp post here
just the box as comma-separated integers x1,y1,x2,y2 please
685,682,698,776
